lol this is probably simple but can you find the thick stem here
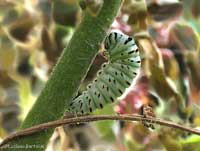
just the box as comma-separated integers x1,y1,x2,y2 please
1,1,122,151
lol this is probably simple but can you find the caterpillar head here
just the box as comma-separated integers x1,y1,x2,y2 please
104,31,136,60
104,31,122,50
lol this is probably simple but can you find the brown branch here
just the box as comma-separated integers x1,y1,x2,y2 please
1,114,200,148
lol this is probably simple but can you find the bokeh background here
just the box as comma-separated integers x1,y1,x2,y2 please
0,0,200,150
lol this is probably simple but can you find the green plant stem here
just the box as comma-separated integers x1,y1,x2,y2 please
1,1,122,151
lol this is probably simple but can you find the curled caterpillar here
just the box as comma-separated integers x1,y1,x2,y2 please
68,31,141,114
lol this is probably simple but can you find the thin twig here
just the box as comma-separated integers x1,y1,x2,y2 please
1,114,200,148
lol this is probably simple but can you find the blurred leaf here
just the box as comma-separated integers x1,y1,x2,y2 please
0,36,17,71
36,0,52,26
53,0,79,26
181,135,200,144
0,1,15,21
79,0,103,16
148,1,183,21
186,51,200,89
191,0,200,18
18,79,34,120
188,20,200,35
159,132,182,151
2,8,35,42
181,135,200,151
41,26,58,63
9,72,35,120
8,14,35,42
0,127,7,138
94,104,115,141
55,24,72,50
161,49,179,81
2,8,19,25
138,37,185,114
169,23,200,51
16,56,33,77
0,86,6,103
0,71,16,88
124,134,141,151
191,105,200,126
41,25,73,64
123,0,148,31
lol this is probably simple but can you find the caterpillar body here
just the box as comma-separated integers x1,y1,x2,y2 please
69,31,141,114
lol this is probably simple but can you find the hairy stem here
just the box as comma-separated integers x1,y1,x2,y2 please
1,1,122,151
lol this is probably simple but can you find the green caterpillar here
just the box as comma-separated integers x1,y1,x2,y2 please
69,31,141,114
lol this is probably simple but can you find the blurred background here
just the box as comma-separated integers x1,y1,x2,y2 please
0,0,200,150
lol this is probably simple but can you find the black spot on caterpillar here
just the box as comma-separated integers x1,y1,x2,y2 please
124,37,133,45
68,31,141,114
128,50,134,54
